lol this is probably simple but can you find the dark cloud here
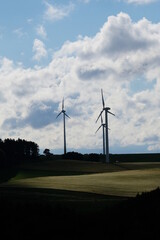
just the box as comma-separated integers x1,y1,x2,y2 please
2,101,59,129
134,117,146,127
0,92,6,102
67,105,83,118
102,30,153,57
77,66,113,80
144,135,159,143
24,101,59,128
13,86,34,97
69,92,80,100
2,118,22,129
12,81,36,97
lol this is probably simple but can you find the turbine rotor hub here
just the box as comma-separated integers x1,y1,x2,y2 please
104,107,111,111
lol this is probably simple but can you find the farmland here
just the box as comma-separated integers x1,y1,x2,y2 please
1,159,160,198
0,158,160,239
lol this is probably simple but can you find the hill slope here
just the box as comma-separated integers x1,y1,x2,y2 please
3,167,160,197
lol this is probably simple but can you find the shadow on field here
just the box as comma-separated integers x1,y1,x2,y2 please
0,187,160,239
0,168,18,184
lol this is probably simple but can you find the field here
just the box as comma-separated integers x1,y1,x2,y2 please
0,158,160,239
1,159,160,197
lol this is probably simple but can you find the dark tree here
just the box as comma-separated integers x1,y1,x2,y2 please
0,138,39,168
43,148,50,156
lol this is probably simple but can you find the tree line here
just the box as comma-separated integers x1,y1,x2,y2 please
0,138,39,168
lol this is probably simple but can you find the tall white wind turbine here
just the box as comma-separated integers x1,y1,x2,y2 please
56,98,70,155
96,89,115,163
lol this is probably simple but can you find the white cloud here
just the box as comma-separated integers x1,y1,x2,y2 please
44,2,74,22
27,18,33,24
13,28,27,38
32,39,47,61
79,0,91,3
1,13,160,153
79,0,157,4
124,0,157,4
36,25,47,39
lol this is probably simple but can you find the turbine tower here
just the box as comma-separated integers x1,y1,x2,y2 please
96,89,115,163
56,98,70,155
95,115,106,155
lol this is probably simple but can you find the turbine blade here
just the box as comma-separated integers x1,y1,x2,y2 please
56,111,63,119
108,111,115,116
101,115,103,124
96,110,103,123
65,112,70,119
62,98,64,110
95,125,102,133
101,89,105,108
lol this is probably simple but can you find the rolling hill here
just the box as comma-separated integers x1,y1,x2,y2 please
1,160,160,197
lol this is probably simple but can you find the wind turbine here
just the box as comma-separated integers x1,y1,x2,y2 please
96,89,115,163
95,115,106,155
56,98,70,155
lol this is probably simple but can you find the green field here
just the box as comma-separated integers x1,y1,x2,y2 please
1,159,160,197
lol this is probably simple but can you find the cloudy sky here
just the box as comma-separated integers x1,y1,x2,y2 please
0,0,160,154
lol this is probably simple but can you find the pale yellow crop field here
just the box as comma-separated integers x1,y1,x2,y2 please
4,168,160,197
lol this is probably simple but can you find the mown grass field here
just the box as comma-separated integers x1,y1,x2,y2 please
1,159,160,197
0,159,160,239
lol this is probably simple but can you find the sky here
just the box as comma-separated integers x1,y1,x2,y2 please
1,0,160,154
